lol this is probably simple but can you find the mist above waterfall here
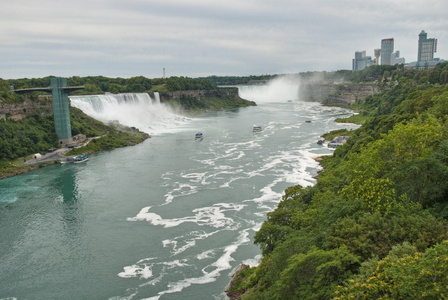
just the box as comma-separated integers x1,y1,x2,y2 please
238,76,300,102
70,93,189,135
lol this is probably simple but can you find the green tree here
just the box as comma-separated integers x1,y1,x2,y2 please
271,246,359,300
336,240,448,299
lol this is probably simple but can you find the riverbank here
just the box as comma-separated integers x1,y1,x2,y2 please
0,130,150,180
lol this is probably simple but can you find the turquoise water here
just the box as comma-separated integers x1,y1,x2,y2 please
0,92,358,299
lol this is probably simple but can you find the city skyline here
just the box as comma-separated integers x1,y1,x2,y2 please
353,29,443,71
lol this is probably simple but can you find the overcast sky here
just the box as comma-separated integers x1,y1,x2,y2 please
1,0,447,79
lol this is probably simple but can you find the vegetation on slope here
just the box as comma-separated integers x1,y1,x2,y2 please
164,93,256,114
228,62,448,299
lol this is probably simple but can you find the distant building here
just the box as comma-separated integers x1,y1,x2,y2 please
352,51,375,71
418,30,437,62
406,30,442,70
381,38,394,65
390,51,405,65
405,59,444,70
374,49,381,65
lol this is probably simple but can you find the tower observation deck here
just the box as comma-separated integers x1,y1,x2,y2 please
14,77,84,145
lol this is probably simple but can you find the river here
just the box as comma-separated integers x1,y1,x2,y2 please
0,80,358,300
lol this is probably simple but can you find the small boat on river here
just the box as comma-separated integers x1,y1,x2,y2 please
253,125,262,133
195,132,203,140
70,155,89,163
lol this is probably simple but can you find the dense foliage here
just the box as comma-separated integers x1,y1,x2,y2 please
0,113,59,160
66,129,149,156
230,63,448,299
164,91,256,113
165,76,217,91
199,75,277,85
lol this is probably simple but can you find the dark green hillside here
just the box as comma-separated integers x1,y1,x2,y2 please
228,63,448,300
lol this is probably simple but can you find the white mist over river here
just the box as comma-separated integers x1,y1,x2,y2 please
0,80,358,299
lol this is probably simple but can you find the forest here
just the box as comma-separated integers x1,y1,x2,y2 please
227,62,448,299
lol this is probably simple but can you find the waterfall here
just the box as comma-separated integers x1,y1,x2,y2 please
69,93,189,135
238,76,300,102
154,92,161,104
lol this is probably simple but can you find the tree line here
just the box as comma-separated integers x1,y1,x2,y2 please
0,75,219,100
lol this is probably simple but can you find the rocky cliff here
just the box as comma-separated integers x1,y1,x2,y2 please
0,96,53,120
299,82,389,106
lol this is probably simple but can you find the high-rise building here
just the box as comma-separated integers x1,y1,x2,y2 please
381,38,394,65
418,30,437,62
352,51,374,71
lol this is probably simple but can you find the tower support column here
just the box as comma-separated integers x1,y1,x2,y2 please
51,77,73,145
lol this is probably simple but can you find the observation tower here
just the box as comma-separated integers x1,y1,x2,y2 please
374,49,381,65
14,77,84,146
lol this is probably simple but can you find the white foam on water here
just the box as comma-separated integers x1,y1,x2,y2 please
243,178,284,213
163,183,198,205
197,250,216,260
151,229,251,298
163,230,220,256
127,203,245,229
119,259,190,280
118,264,153,279
242,254,263,267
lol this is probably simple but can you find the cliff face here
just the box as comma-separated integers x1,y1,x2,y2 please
156,87,242,101
299,82,389,106
0,97,53,120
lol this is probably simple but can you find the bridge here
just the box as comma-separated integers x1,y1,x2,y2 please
14,86,84,94
13,77,85,145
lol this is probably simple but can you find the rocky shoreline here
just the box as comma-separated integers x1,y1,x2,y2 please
225,264,250,300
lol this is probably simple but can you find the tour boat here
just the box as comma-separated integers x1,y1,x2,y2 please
195,132,203,140
71,155,89,163
253,125,262,133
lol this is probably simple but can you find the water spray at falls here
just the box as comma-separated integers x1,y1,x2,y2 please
70,93,188,135
238,76,300,102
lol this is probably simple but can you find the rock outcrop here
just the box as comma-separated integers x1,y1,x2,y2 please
299,82,389,106
225,264,250,300
0,97,53,120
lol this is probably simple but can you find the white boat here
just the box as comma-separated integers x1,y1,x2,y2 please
70,155,89,163
253,125,262,133
195,132,203,140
